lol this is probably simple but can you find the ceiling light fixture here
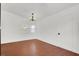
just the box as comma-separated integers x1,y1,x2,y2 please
24,13,36,33
30,13,36,33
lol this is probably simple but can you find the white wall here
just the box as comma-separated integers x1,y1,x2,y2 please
72,5,79,53
1,10,36,43
38,5,79,53
1,5,79,53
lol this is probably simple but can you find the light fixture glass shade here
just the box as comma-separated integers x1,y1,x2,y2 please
29,20,36,33
30,25,36,33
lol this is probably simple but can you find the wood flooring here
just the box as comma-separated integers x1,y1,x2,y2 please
1,39,79,56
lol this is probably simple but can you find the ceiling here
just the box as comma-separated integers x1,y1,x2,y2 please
1,3,78,20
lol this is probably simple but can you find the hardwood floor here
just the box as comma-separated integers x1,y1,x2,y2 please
1,39,79,56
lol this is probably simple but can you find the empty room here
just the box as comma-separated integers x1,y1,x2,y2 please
1,3,79,56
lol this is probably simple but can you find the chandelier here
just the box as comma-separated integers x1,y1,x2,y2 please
24,13,36,33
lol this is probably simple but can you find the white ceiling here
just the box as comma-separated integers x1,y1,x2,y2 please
1,3,78,20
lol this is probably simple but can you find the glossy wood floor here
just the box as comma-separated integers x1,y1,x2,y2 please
1,39,79,56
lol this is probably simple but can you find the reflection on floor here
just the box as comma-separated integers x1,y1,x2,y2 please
1,39,79,56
